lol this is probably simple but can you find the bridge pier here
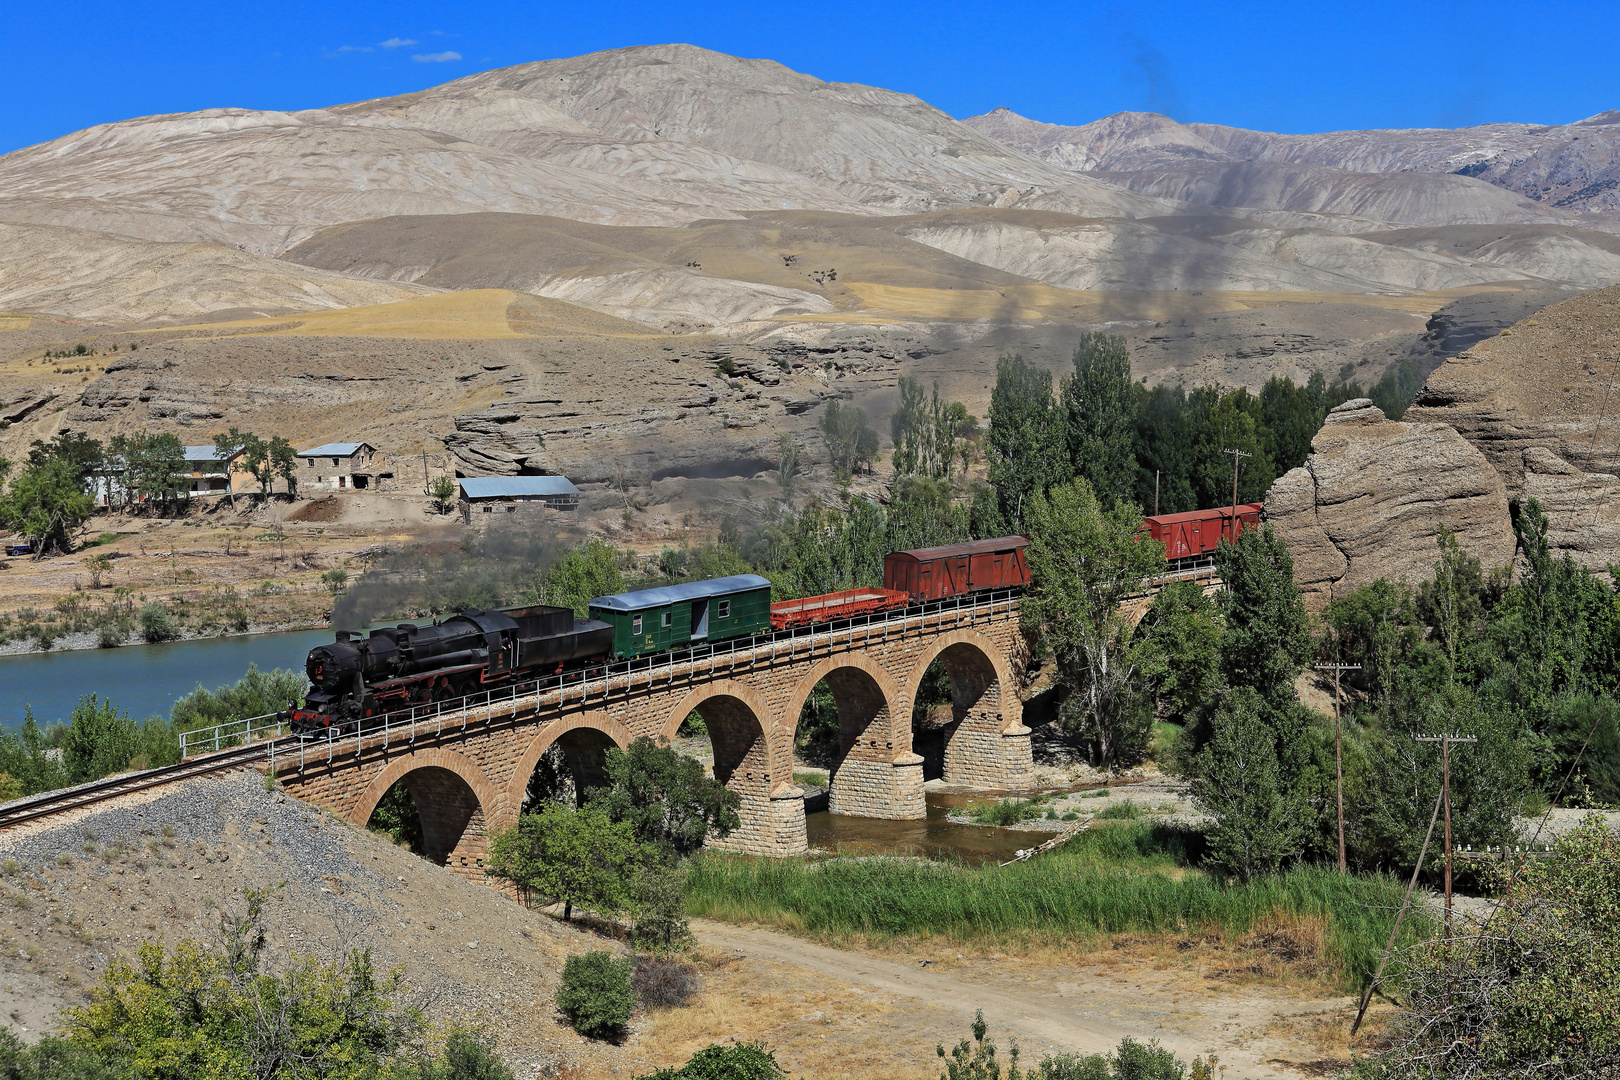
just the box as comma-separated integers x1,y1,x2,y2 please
271,594,1028,878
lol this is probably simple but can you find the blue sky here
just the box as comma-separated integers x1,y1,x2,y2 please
1,0,1614,154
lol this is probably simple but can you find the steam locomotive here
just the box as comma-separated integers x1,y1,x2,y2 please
285,605,613,732
285,535,1038,734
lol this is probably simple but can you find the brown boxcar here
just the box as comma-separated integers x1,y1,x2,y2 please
882,536,1031,602
770,587,910,629
1142,503,1262,562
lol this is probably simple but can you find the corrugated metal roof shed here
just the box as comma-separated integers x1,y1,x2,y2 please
183,446,232,464
297,442,372,458
591,574,771,612
458,476,581,499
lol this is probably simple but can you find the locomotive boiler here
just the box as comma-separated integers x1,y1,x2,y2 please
287,605,612,732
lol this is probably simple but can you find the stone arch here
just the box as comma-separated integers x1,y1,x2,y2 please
351,749,500,871
662,680,806,856
782,656,922,820
904,629,1030,789
506,712,631,812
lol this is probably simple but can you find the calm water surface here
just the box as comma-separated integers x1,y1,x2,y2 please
0,629,332,730
806,790,1054,866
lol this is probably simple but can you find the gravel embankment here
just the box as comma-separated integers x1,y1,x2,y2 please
0,771,657,1078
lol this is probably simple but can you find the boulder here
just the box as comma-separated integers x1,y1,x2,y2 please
1265,399,1514,609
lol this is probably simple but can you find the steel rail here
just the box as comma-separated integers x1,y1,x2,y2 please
0,736,297,830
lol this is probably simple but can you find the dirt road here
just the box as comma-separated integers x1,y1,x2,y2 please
693,919,1358,1078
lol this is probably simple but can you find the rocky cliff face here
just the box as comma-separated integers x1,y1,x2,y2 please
1405,284,1620,492
1522,446,1620,573
1264,399,1515,609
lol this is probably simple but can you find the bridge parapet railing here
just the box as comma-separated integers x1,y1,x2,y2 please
181,587,1023,765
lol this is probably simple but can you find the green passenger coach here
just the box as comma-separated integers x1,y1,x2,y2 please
588,574,773,659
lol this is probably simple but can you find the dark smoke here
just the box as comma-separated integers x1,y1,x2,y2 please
331,516,581,631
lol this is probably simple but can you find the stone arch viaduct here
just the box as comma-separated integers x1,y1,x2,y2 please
273,594,1029,879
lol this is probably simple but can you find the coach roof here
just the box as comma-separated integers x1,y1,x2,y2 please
591,575,772,612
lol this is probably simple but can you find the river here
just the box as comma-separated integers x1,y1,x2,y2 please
0,629,333,730
806,790,1055,866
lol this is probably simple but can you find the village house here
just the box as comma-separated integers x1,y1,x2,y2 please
183,445,250,495
457,476,581,520
295,442,384,491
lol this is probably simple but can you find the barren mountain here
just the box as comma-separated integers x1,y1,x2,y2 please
967,106,1620,217
0,221,435,323
3,46,1619,331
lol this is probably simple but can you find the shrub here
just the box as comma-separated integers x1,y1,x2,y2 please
631,956,698,1010
138,602,178,642
1096,801,1143,821
96,624,125,649
968,798,1044,826
635,1041,786,1080
555,951,633,1040
411,1030,514,1080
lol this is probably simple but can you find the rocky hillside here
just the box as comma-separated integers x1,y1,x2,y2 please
967,107,1620,217
1268,284,1620,597
3,46,1620,332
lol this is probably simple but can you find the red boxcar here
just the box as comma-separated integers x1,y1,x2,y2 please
1142,503,1262,562
882,536,1031,602
770,587,910,629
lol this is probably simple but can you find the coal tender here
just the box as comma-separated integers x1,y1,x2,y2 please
287,605,612,732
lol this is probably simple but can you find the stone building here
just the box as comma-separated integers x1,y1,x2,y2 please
457,476,581,520
295,442,381,491
182,445,249,496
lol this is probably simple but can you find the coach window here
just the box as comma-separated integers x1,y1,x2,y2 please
717,600,730,619
661,611,672,628
632,614,643,635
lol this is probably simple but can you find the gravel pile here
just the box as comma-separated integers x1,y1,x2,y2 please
0,770,659,1079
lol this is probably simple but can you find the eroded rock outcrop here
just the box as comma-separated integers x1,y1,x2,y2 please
1522,446,1620,573
1404,284,1620,492
1265,399,1515,609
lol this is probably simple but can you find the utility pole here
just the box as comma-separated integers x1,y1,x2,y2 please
1154,470,1160,517
1221,448,1252,543
1416,733,1479,938
421,449,431,496
1315,661,1361,873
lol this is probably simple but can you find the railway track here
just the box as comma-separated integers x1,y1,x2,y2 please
0,735,297,830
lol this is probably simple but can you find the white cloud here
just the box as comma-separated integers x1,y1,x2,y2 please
412,50,461,62
331,44,373,54
379,37,417,48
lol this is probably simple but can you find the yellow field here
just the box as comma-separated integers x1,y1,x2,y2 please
0,313,31,330
818,282,1529,324
144,289,658,341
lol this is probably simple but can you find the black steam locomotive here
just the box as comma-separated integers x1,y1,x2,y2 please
286,605,613,732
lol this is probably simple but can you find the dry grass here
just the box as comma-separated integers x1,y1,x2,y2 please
148,289,655,341
636,950,904,1080
819,283,1524,325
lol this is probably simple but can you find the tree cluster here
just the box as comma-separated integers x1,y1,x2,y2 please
484,737,740,953
985,341,1383,532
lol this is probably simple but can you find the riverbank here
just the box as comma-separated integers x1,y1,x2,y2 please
0,616,328,657
686,820,1425,992
0,496,452,656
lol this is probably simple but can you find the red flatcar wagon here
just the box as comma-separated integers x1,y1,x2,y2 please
1142,503,1262,565
882,536,1031,602
770,587,910,629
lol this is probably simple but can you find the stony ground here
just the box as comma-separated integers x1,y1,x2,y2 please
0,770,1395,1079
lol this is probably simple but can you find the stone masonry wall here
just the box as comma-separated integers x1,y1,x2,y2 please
272,597,1028,882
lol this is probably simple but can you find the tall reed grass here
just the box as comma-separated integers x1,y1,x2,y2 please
686,824,1422,989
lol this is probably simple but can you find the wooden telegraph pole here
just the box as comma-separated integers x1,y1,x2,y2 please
1221,448,1253,543
1314,661,1361,872
1154,470,1160,516
1416,732,1479,938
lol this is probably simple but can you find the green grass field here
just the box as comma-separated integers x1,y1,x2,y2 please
686,823,1423,989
